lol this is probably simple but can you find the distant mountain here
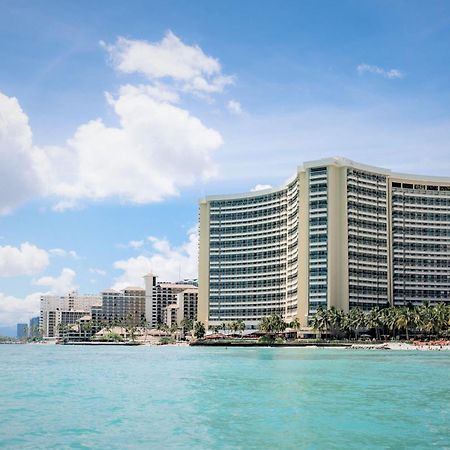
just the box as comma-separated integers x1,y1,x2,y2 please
0,326,17,338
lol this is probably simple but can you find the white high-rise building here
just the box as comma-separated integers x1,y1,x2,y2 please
198,157,450,329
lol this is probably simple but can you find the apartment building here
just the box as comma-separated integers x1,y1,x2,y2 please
199,157,450,329
100,287,146,327
144,274,198,328
162,288,198,327
40,292,102,338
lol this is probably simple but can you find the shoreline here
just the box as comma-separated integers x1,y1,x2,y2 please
5,340,449,351
190,340,450,351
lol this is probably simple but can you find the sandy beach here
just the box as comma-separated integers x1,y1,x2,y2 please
350,341,450,351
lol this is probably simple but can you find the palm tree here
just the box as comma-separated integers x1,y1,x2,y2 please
396,306,415,340
347,308,366,340
180,318,194,334
210,325,220,334
193,321,206,339
382,307,398,340
289,317,301,339
367,306,383,340
418,302,434,338
327,307,343,338
311,306,327,338
259,316,272,334
80,320,93,341
220,322,229,334
433,303,448,336
228,321,239,334
236,319,246,337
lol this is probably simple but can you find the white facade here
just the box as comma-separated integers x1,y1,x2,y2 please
144,273,198,328
40,292,102,338
162,288,198,327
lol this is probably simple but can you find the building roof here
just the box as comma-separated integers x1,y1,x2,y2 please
158,282,197,289
180,288,198,294
203,156,450,201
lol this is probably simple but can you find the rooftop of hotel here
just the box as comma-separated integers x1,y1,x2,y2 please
203,156,450,201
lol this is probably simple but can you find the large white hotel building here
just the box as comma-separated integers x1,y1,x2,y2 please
198,157,450,329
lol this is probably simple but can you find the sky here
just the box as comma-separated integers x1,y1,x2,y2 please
0,0,450,330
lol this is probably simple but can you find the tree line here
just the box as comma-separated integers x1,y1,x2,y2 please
310,302,450,340
254,302,450,340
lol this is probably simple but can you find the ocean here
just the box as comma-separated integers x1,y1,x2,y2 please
0,345,448,449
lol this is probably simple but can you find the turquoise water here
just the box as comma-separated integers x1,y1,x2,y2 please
0,346,449,449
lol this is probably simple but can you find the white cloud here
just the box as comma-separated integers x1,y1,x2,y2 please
357,64,404,79
89,268,106,276
250,184,273,192
227,100,243,115
0,32,231,213
34,82,222,209
112,226,198,290
0,93,44,214
128,240,144,249
0,243,49,277
117,239,145,249
102,31,234,94
49,248,79,259
0,292,42,326
33,268,77,295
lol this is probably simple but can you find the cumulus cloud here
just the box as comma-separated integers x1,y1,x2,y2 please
227,100,243,115
0,292,42,326
357,64,404,79
112,226,198,290
33,268,77,295
251,184,273,192
33,81,222,209
0,93,44,214
102,31,234,94
0,32,232,213
0,242,49,277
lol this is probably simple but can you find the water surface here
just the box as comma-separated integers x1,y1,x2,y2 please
0,345,449,449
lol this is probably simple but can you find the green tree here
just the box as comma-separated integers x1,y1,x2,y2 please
193,321,206,339
311,306,328,337
180,318,194,333
327,307,343,337
367,306,383,340
259,315,287,334
396,306,415,340
237,319,245,336
347,308,366,339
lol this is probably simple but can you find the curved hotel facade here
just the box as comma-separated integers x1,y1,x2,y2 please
198,157,450,329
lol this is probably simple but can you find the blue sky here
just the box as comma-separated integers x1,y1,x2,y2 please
1,0,450,329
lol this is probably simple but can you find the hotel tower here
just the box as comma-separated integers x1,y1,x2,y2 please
198,157,450,329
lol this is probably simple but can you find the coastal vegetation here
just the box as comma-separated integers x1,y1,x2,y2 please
192,302,450,346
310,303,450,340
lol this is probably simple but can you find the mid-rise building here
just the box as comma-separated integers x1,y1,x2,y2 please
198,157,450,329
162,288,198,327
100,287,146,326
40,292,102,338
144,274,198,327
16,323,28,339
